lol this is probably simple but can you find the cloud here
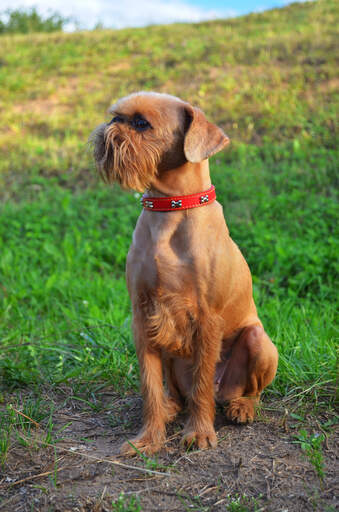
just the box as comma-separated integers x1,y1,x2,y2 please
1,0,238,30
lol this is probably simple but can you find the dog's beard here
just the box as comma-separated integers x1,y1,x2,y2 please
90,123,160,192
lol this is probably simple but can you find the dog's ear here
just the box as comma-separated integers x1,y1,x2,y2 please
183,105,229,163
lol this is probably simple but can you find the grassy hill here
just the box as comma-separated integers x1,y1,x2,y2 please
0,0,338,394
0,0,337,194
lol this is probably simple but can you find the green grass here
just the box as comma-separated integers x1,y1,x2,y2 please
0,0,338,410
226,494,262,512
0,146,337,398
293,429,326,482
0,185,138,390
112,493,141,512
0,392,57,466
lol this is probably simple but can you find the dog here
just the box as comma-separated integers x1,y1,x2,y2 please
91,91,278,455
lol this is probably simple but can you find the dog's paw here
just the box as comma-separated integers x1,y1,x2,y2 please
182,428,217,450
225,397,256,424
120,432,165,456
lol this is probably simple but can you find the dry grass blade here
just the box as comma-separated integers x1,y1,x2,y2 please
12,435,172,477
9,405,40,428
2,467,65,488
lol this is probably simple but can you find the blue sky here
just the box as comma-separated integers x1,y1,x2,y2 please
1,0,309,30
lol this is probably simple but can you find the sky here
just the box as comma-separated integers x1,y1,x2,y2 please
1,0,310,30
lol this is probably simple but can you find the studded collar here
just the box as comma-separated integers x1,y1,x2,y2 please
141,185,216,212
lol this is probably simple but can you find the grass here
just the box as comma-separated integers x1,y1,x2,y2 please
112,493,142,512
0,0,338,455
226,494,262,512
0,148,337,398
0,392,57,467
0,185,137,390
293,429,326,482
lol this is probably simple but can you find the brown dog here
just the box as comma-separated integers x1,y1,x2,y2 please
91,92,278,455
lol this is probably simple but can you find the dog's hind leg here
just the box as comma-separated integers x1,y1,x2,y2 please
216,325,278,423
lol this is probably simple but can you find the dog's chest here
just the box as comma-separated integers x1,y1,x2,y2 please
129,211,223,293
126,210,233,355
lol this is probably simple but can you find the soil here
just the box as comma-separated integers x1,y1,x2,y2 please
0,390,338,512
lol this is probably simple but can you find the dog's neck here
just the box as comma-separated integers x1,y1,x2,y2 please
147,160,211,197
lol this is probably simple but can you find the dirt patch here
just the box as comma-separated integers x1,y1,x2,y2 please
11,76,85,116
12,96,70,116
0,391,338,511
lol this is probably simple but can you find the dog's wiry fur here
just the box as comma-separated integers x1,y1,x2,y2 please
91,91,278,455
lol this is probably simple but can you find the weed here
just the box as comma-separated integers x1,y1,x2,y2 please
226,494,262,511
49,446,59,488
0,393,56,465
0,406,15,465
125,441,173,473
111,492,141,512
177,492,209,511
293,429,326,481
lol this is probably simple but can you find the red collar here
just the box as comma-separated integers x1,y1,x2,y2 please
141,185,216,211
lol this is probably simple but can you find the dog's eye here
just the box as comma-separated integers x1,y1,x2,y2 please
132,117,151,131
108,115,124,125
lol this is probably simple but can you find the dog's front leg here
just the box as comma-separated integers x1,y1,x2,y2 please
182,325,221,450
121,329,167,455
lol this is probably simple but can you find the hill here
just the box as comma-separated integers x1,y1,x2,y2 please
0,0,337,195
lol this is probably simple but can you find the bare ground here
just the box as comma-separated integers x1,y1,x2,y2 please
0,389,338,512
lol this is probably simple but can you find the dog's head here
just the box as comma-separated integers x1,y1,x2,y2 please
90,92,229,192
